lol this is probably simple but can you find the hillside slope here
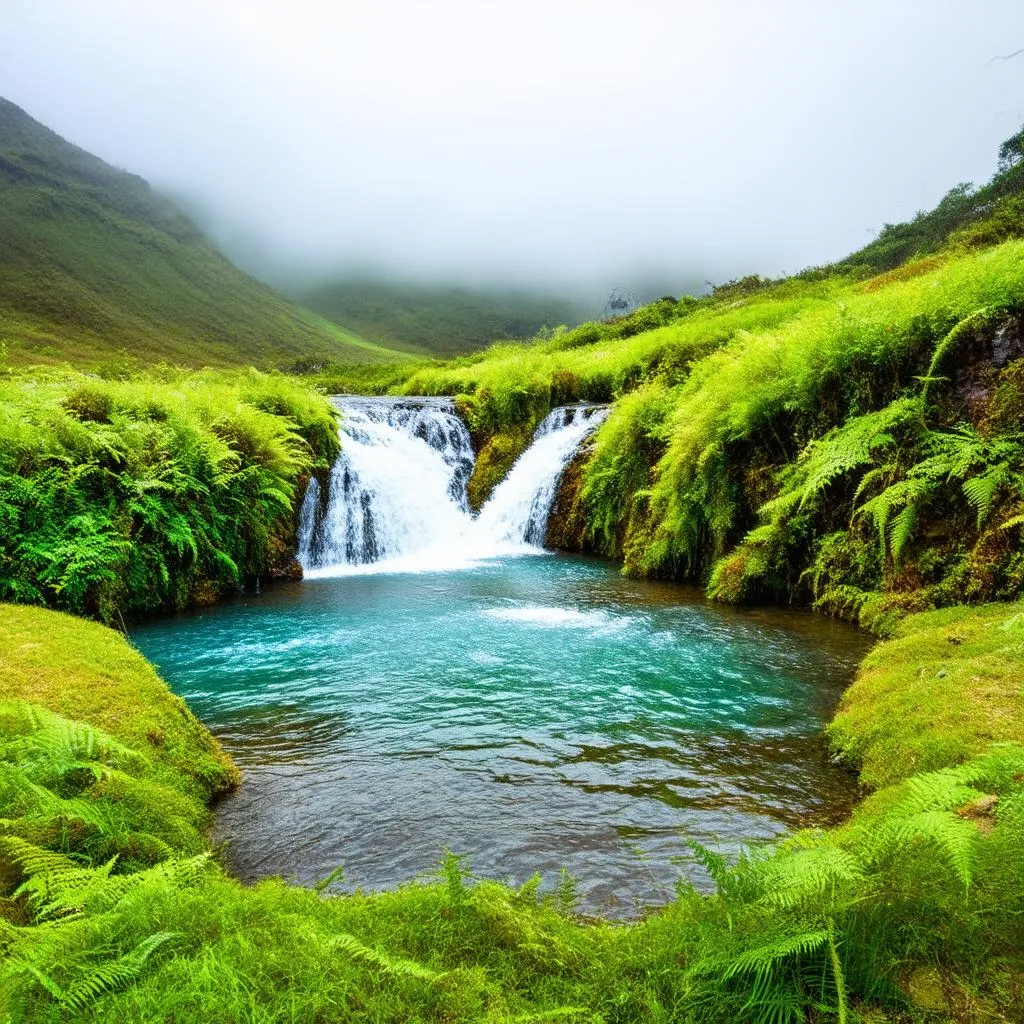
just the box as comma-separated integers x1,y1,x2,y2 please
403,127,1024,629
297,276,587,355
0,98,407,367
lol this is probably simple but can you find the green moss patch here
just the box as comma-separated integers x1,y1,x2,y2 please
465,428,530,511
829,601,1024,788
0,604,237,798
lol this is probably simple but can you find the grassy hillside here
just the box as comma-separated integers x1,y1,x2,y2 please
1,603,1021,1022
0,98,407,368
400,129,1024,631
297,276,588,356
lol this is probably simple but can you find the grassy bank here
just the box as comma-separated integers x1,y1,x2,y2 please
399,230,1024,630
0,367,338,623
1,603,1021,1022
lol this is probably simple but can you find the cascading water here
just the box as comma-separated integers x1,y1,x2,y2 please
475,405,608,547
297,397,607,574
297,397,475,574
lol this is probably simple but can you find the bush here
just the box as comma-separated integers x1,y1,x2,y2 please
0,368,338,621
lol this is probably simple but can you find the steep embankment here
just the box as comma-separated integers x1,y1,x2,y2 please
1,603,1021,1021
402,129,1024,631
0,98,404,368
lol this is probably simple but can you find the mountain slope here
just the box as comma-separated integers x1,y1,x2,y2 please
297,276,588,356
0,98,408,367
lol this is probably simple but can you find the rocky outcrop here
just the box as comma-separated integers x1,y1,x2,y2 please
465,428,530,512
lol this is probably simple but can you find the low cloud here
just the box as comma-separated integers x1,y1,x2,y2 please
2,0,1022,296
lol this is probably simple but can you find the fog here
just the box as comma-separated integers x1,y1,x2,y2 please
2,0,1022,296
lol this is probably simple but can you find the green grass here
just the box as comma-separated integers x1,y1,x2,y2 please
0,98,411,369
296,276,589,356
1,605,1022,1022
829,601,1024,789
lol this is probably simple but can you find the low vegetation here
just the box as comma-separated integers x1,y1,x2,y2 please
296,276,589,356
829,601,1024,788
0,602,1021,1022
0,367,338,622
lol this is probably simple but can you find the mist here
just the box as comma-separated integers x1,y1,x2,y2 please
2,0,1022,297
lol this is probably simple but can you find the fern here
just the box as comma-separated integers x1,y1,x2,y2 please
58,931,176,1012
716,930,830,982
854,424,1024,558
440,849,470,908
332,932,442,983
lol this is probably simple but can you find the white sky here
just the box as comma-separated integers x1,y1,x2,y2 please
2,0,1023,293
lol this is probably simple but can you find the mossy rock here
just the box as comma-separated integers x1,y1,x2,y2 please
466,429,530,512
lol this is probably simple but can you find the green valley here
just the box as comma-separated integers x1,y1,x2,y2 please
0,85,1023,1024
0,99,407,369
296,276,589,357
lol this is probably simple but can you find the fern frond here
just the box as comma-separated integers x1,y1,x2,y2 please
717,930,830,981
59,931,176,1012
888,503,917,561
332,932,441,983
760,846,864,911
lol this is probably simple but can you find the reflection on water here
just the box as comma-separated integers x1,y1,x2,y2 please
132,554,869,915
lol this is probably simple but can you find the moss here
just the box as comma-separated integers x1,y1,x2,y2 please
0,604,238,798
465,428,530,512
829,601,1024,789
544,446,590,551
986,356,1024,430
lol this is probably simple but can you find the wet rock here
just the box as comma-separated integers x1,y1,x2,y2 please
991,316,1024,368
269,556,304,582
958,793,998,834
944,315,1024,422
545,444,591,551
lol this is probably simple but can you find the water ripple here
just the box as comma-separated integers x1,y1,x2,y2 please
132,554,869,915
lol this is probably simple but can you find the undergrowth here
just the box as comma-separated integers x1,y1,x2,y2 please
0,367,338,622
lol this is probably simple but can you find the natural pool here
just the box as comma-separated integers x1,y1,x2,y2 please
132,553,869,915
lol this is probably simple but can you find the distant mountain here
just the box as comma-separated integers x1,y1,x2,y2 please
0,98,407,367
296,277,589,356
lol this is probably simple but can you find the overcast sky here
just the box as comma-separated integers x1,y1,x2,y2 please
2,1,1022,295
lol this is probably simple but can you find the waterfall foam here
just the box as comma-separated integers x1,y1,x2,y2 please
474,405,608,548
297,397,475,575
297,397,607,575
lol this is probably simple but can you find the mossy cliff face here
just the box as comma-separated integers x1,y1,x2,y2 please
544,444,593,552
465,427,531,512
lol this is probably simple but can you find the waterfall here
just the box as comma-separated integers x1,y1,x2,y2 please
474,405,608,548
297,397,475,575
297,397,607,575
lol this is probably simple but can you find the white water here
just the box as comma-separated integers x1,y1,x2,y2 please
475,406,608,548
297,397,607,576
